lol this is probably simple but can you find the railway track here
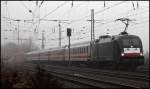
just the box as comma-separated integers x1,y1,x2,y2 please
22,64,140,88
136,65,149,73
32,63,149,82
22,63,149,88
44,65,149,88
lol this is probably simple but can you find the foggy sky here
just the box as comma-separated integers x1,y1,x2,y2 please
1,1,149,52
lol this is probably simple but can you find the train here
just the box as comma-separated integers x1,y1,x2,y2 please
25,31,144,69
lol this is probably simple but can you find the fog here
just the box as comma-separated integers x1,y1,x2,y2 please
1,37,39,65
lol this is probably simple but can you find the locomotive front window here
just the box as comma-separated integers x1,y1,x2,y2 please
122,38,140,47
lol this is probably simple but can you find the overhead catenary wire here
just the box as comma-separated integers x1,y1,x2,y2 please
95,6,148,28
41,1,69,20
70,1,126,23
20,1,35,17
61,1,84,19
20,1,30,12
95,1,126,15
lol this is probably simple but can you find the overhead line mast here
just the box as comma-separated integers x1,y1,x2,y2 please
40,19,69,47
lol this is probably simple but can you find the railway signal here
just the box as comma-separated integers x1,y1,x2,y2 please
67,28,72,66
67,28,72,36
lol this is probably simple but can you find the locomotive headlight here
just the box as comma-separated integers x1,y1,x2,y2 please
140,53,143,56
121,53,125,56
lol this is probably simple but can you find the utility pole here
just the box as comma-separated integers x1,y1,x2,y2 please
42,30,45,49
90,9,93,60
40,19,69,47
3,37,8,60
58,22,61,47
12,19,21,46
91,9,93,41
88,9,103,60
57,20,69,47
92,9,95,40
87,9,104,41
14,20,21,46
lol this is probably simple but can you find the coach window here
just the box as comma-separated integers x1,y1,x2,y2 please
78,47,80,54
79,47,80,54
83,47,85,53
74,48,75,55
86,46,88,53
73,48,74,54
86,46,87,53
83,47,84,53
79,48,80,53
77,48,78,54
80,48,81,53
70,49,72,54
82,48,84,53
74,48,75,54
76,48,77,54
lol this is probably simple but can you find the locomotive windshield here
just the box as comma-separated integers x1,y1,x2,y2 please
122,37,140,47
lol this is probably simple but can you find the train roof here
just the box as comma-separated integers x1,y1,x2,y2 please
25,41,91,55
25,49,50,55
112,33,139,39
97,33,140,43
70,41,91,48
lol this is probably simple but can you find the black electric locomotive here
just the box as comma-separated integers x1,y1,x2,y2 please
92,31,144,69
